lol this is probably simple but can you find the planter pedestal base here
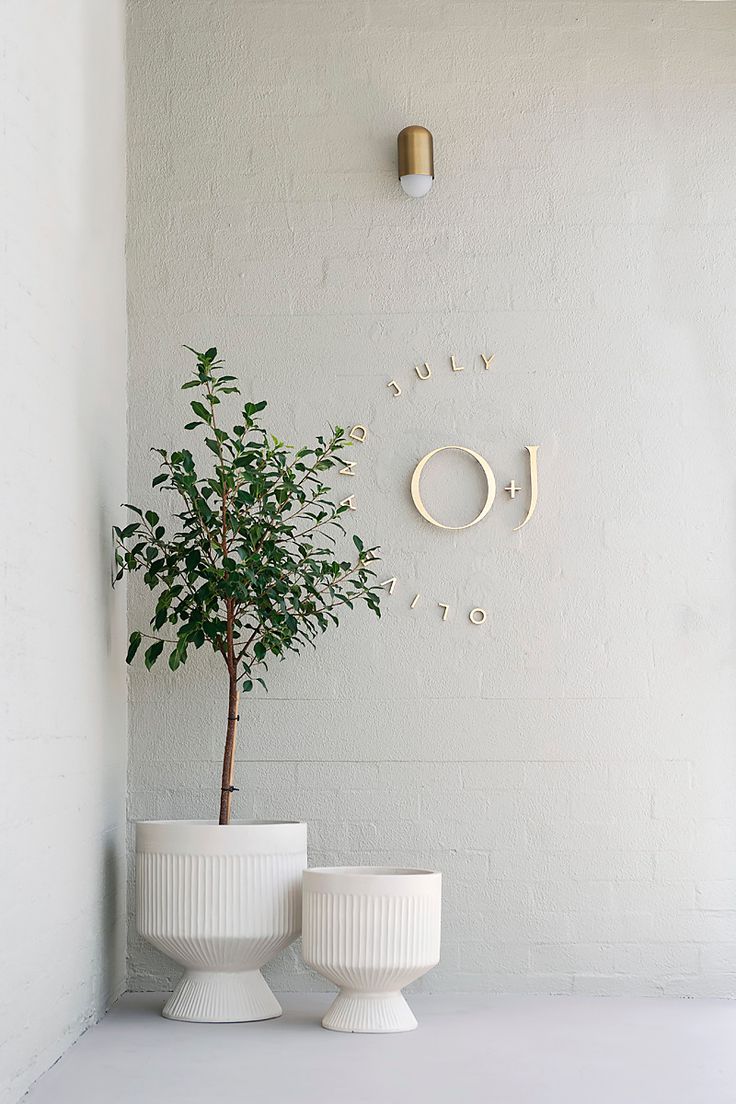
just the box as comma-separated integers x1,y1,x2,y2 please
321,990,418,1033
162,970,282,1024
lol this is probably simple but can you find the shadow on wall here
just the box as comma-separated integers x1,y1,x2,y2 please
99,833,122,1006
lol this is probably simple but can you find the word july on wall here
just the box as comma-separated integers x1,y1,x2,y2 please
340,351,541,627
386,351,495,395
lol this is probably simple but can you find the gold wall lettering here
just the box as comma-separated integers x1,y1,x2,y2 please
385,351,496,391
376,578,486,625
410,446,496,531
513,446,539,532
355,347,542,630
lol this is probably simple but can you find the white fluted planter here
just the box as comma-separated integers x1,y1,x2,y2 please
302,867,442,1033
136,820,306,1023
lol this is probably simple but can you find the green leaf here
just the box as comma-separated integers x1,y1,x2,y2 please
352,535,364,553
242,679,253,692
144,640,164,670
126,631,142,664
190,400,211,422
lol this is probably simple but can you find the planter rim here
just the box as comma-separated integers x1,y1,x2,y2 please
303,866,441,896
137,819,304,826
136,819,307,856
307,866,437,877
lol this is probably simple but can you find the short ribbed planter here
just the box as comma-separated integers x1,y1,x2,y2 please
136,820,306,1023
302,867,442,1033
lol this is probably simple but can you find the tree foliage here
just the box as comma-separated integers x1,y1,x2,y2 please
114,346,382,821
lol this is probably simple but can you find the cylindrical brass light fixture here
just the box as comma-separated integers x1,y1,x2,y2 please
397,125,434,198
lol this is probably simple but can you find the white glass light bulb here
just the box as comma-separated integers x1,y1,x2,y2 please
399,174,433,198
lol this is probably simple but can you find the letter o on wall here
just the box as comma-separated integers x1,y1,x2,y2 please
410,445,496,531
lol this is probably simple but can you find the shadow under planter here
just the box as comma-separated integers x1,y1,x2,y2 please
136,820,307,1023
302,867,442,1033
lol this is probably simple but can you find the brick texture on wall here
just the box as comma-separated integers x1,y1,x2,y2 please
126,0,736,997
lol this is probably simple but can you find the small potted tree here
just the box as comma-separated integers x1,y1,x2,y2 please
115,346,382,1022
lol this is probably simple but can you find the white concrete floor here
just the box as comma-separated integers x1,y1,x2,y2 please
22,992,736,1104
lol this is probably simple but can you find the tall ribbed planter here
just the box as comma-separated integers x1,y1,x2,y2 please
136,820,307,1023
302,867,442,1032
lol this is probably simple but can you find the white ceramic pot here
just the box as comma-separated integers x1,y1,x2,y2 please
302,866,442,1033
136,820,307,1023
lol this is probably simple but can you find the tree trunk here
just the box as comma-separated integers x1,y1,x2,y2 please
219,670,240,825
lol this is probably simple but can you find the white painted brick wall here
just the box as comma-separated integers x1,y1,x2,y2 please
126,0,736,998
0,3,128,1101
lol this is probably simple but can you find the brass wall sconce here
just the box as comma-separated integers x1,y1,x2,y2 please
397,125,434,198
